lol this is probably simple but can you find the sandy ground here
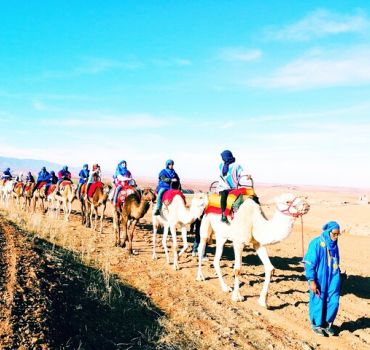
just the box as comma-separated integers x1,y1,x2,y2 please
0,181,369,349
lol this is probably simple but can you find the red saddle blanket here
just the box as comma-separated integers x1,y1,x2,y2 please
115,185,139,207
36,181,48,190
161,190,185,205
88,182,104,198
14,182,23,190
47,185,56,196
204,187,256,217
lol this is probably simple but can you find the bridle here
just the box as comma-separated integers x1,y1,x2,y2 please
278,196,306,218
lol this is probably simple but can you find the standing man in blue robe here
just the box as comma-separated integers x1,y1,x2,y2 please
304,221,342,336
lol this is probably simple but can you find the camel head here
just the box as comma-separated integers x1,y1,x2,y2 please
275,193,310,218
141,187,156,203
103,184,112,195
190,192,209,219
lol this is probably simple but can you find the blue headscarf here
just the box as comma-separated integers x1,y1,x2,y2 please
63,165,68,171
221,150,235,176
116,160,129,176
321,221,340,257
165,159,175,176
83,164,88,169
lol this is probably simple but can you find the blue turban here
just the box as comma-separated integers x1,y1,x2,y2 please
221,150,235,176
166,159,174,168
322,221,340,254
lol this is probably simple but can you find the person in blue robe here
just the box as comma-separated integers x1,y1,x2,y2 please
1,168,12,180
153,159,181,215
304,221,342,336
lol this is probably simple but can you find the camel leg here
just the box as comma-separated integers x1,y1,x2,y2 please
196,215,211,281
127,219,137,255
99,204,106,234
170,225,179,270
196,237,207,281
213,237,231,292
121,215,129,248
178,225,188,257
255,246,275,308
231,242,245,302
113,210,119,246
152,218,158,259
162,224,170,264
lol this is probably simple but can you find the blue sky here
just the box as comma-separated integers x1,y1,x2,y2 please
1,1,370,187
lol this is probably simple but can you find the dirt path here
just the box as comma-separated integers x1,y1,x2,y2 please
0,203,369,350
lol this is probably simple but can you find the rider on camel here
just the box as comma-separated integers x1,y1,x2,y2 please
86,164,101,197
33,167,52,196
56,166,72,195
78,164,90,198
26,171,35,184
218,150,246,224
1,168,12,181
112,160,133,205
154,159,181,216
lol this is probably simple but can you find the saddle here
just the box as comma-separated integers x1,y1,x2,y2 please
36,181,48,190
114,185,139,207
205,187,256,217
46,185,56,196
87,181,104,198
161,189,185,205
60,180,72,188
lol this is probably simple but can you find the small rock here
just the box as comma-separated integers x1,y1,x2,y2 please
268,345,274,350
253,311,261,316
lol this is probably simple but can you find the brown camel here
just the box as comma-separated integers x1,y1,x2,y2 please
85,182,111,234
23,182,35,211
113,187,156,254
12,182,24,209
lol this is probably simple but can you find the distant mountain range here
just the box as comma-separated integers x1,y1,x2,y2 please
0,156,79,175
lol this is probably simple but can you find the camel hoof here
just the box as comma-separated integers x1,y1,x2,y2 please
258,298,268,308
173,264,179,271
232,292,244,302
152,254,158,260
132,249,139,255
222,285,232,293
196,274,205,282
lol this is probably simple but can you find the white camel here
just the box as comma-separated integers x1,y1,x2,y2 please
196,193,310,307
152,192,208,270
0,180,15,207
58,182,77,221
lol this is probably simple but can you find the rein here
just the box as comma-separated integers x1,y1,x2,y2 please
278,197,306,258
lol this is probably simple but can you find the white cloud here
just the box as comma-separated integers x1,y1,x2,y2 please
251,47,370,89
39,113,175,129
219,48,262,62
267,9,370,41
41,57,143,79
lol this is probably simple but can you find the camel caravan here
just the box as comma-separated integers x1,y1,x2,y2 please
0,152,310,308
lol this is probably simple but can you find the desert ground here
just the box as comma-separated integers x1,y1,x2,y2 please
0,180,369,349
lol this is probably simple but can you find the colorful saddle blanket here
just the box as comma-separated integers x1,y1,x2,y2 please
88,181,104,198
115,185,139,207
36,181,48,190
60,180,72,188
14,182,23,190
47,185,56,196
161,189,186,205
205,187,256,216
